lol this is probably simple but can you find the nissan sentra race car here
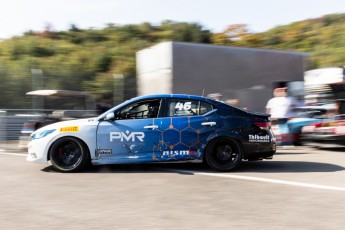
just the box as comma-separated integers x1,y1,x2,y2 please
27,94,276,172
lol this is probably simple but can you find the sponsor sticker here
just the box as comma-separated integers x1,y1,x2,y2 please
189,150,199,157
110,130,145,142
96,149,112,155
59,126,79,133
248,134,270,143
161,150,190,158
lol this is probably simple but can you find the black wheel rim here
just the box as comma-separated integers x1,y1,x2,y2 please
213,143,238,165
52,141,82,169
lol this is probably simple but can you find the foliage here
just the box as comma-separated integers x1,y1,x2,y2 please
213,14,345,67
228,14,345,67
1,14,345,108
0,21,211,108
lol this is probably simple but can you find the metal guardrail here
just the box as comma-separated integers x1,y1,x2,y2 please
0,109,98,141
0,112,42,141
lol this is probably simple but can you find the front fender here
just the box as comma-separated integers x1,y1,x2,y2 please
28,126,97,164
44,133,96,161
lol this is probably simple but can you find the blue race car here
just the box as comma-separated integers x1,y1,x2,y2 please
27,94,276,172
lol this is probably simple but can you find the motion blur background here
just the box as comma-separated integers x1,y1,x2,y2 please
1,0,345,141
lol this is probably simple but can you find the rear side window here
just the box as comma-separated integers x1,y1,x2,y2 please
167,99,213,117
200,102,213,115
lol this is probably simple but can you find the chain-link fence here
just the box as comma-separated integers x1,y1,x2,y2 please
0,109,98,144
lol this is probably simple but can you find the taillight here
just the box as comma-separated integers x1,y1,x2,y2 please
310,122,322,128
315,123,322,127
254,121,271,130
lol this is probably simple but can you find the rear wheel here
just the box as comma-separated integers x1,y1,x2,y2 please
205,138,242,171
49,137,89,172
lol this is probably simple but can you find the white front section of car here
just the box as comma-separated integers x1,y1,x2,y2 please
27,118,99,164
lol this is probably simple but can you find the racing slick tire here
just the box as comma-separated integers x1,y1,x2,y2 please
205,138,243,172
49,137,89,172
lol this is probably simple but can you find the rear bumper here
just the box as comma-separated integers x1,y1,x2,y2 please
245,151,276,160
243,142,276,160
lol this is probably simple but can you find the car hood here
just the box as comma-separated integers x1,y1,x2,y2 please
32,117,98,135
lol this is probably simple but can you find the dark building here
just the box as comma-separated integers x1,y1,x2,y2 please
137,42,307,113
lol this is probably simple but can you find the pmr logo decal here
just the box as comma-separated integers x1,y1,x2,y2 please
110,130,145,142
60,126,79,133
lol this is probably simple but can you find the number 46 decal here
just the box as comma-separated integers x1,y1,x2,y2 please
175,102,192,110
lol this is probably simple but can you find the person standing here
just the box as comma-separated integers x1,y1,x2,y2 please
266,87,297,145
266,87,296,120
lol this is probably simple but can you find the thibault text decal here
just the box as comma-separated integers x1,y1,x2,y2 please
249,134,270,143
110,130,145,142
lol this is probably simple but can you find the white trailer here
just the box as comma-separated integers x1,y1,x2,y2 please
304,67,345,103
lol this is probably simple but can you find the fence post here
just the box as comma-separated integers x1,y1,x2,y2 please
0,111,7,144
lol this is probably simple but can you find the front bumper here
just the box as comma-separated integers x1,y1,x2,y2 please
27,139,49,164
300,134,345,148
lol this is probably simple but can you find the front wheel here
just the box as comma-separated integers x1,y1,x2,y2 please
205,138,242,172
49,137,89,172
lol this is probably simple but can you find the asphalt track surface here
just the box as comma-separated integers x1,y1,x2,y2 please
1,146,345,230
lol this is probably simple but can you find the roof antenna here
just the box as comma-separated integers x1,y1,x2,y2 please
202,89,205,97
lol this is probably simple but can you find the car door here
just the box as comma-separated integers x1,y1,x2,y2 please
154,98,219,161
96,99,162,163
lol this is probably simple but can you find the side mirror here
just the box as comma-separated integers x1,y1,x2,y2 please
104,112,115,121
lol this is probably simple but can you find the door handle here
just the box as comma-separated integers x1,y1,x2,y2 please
144,125,158,129
201,122,216,126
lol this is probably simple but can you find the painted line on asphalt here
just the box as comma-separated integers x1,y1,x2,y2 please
0,152,26,157
167,169,345,192
1,152,344,192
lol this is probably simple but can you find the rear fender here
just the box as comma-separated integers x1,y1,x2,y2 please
203,132,244,157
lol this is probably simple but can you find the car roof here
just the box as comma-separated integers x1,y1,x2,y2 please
129,94,219,103
97,94,227,120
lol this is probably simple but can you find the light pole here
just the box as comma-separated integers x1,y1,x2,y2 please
31,69,44,111
113,74,124,106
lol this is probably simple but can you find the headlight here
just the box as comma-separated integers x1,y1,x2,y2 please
31,129,56,140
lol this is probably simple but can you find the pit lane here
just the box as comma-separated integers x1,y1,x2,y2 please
1,146,345,229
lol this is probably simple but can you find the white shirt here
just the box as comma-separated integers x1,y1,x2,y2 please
266,96,296,119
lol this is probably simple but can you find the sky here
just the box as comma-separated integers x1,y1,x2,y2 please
0,0,345,39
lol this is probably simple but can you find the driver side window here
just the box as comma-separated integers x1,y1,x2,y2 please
115,99,161,120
